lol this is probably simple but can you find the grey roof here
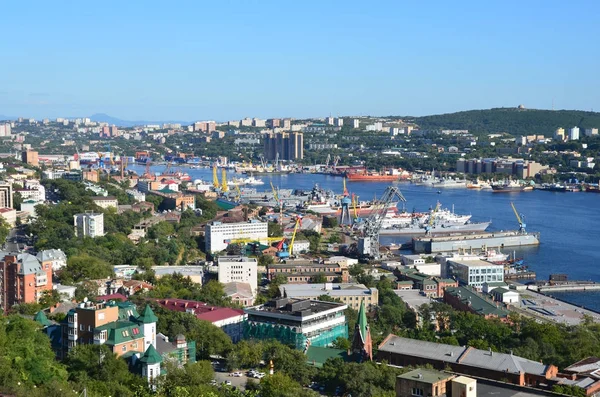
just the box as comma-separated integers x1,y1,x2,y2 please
223,282,254,298
280,283,375,298
17,253,42,275
379,335,550,376
155,333,177,356
36,249,67,262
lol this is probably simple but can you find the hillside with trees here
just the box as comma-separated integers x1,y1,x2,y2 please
408,107,600,136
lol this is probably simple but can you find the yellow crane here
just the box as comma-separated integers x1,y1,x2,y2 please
352,193,359,220
234,184,242,201
212,165,220,189
221,169,228,192
288,216,302,256
510,202,526,233
425,202,441,235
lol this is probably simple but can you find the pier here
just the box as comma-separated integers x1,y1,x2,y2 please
537,282,600,293
412,230,540,254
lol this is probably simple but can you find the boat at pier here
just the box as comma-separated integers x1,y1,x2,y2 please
492,180,534,192
345,168,409,182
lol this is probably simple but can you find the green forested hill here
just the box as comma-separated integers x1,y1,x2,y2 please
409,107,600,136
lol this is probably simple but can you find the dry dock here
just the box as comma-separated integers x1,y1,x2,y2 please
412,231,540,253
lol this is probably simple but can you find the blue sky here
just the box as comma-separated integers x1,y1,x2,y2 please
0,1,598,121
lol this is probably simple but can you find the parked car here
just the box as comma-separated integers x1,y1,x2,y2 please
230,372,243,377
222,380,232,386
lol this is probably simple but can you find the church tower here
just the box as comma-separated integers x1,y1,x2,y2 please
351,301,373,361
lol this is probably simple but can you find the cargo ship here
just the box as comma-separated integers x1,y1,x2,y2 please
346,168,410,182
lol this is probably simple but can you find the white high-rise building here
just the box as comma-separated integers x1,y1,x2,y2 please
554,127,565,141
334,118,344,127
0,183,13,208
352,119,360,129
569,126,580,141
205,220,268,253
0,123,11,137
584,128,598,137
325,116,334,125
73,212,105,238
217,256,258,294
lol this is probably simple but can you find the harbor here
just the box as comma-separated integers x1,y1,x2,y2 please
412,231,540,254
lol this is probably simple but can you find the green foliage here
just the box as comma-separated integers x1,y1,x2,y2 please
552,384,587,397
414,108,600,136
309,273,328,283
259,372,316,397
149,302,234,360
59,254,113,284
0,316,69,390
267,222,283,237
0,216,9,244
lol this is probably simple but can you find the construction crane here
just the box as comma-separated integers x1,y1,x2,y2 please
352,193,359,221
333,155,341,168
288,215,302,256
120,154,128,179
424,202,441,235
359,186,407,258
143,160,153,180
221,169,228,192
510,202,526,233
270,181,283,225
212,165,220,189
234,184,242,201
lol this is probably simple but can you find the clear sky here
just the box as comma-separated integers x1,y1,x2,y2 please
1,0,599,121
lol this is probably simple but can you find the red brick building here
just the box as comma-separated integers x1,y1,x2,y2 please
0,253,53,311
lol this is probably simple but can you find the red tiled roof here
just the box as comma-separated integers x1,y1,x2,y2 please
97,293,128,302
154,298,244,323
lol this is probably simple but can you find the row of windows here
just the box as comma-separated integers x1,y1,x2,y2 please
468,268,502,274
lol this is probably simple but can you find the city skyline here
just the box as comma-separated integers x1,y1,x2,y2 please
1,1,599,120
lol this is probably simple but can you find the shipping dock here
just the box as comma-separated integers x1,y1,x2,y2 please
412,230,540,254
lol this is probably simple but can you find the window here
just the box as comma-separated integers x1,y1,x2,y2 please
132,327,140,335
122,345,127,352
80,324,84,331
122,330,129,337
412,388,423,396
98,313,105,320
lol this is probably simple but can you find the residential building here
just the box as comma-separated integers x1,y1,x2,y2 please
569,126,580,141
377,335,559,387
36,249,68,271
325,116,334,125
0,183,13,208
352,119,360,129
393,289,433,328
0,253,53,309
396,369,455,397
240,118,253,127
154,298,246,342
92,196,118,210
205,220,268,253
17,182,46,202
126,189,146,202
282,118,291,129
267,261,349,284
21,150,39,166
324,256,358,269
396,268,457,298
584,128,598,137
252,118,266,127
0,208,16,226
268,118,280,128
280,283,378,311
152,266,204,284
244,298,348,349
445,259,504,289
0,123,11,136
217,255,258,294
263,131,304,160
334,118,344,127
73,212,105,237
444,287,509,320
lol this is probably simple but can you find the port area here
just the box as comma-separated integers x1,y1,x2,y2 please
514,288,600,325
536,281,600,292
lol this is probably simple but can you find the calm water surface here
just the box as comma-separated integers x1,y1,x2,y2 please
131,165,600,310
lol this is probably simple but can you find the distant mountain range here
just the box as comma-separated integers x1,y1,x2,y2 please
89,113,191,127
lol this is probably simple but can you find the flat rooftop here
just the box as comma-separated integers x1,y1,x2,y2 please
246,298,346,318
398,368,453,384
393,290,432,310
281,283,375,297
448,259,502,267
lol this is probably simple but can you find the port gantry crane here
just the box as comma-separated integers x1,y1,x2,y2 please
212,164,220,189
359,185,407,259
424,201,441,235
510,202,526,233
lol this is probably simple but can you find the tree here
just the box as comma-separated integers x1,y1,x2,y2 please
60,254,113,284
309,273,328,284
0,216,9,244
267,222,283,237
259,373,311,397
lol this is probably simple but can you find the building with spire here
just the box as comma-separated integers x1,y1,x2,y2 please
351,301,373,361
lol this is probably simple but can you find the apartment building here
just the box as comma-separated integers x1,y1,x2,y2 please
21,150,39,166
263,131,304,160
0,183,13,208
0,253,53,310
267,261,350,284
445,259,504,290
73,212,105,237
217,255,258,294
205,220,268,253
92,196,118,210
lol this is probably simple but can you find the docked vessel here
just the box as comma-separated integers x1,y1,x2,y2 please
467,179,492,189
380,220,491,235
346,168,409,182
491,180,533,192
431,178,467,188
412,230,540,254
